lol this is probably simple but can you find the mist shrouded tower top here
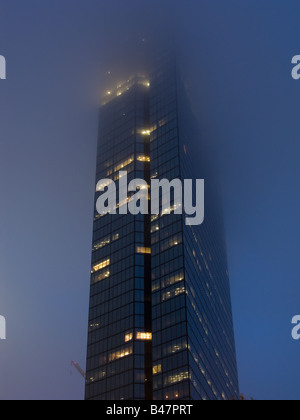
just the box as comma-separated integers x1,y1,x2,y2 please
85,52,239,400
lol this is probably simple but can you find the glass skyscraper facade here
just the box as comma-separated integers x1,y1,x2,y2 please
85,56,239,401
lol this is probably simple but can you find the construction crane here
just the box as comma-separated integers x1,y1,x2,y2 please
70,361,86,379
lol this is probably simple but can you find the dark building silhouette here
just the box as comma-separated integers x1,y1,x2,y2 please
85,55,239,400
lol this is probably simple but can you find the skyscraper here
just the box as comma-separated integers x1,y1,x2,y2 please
85,55,239,401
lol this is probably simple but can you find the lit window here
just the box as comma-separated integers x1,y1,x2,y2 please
162,287,185,302
114,156,134,173
93,237,111,251
109,346,133,362
165,372,190,385
89,322,100,329
137,155,151,163
153,364,162,375
136,247,151,255
136,332,152,341
92,234,119,251
91,259,110,274
141,130,151,136
166,340,188,355
125,333,133,343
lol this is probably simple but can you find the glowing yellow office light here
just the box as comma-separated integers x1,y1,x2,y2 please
109,346,133,362
153,364,162,375
137,155,151,163
91,259,110,274
136,247,151,255
125,333,133,343
136,332,152,341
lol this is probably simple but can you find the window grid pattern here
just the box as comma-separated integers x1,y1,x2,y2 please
86,84,152,401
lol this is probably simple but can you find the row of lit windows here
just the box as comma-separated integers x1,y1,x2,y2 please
153,369,190,392
162,285,186,302
91,259,110,274
125,332,152,342
136,246,151,255
152,271,185,293
165,371,190,386
102,76,150,105
109,346,133,362
92,233,120,252
92,255,134,282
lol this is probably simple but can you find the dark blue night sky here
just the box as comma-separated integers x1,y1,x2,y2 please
0,0,300,400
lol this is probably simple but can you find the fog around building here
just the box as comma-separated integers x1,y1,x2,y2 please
0,0,300,400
